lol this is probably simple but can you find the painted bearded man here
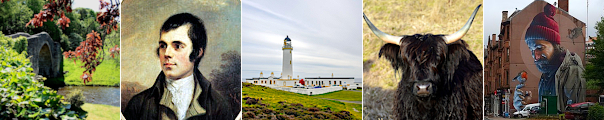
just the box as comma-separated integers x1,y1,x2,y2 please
522,4,586,112
124,13,234,120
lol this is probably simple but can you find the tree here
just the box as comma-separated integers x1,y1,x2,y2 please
60,33,70,50
25,0,45,13
26,0,73,29
584,16,604,93
68,32,83,50
0,0,34,34
28,0,120,84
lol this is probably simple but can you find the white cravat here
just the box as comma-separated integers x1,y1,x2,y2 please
166,74,195,120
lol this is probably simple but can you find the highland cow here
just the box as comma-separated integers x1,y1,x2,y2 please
364,5,483,119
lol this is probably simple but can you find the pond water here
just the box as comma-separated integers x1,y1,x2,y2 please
57,86,120,106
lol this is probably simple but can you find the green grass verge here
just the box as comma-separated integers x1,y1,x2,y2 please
313,90,362,101
81,103,120,120
243,83,362,119
62,49,120,86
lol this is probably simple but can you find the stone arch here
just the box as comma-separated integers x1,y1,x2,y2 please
8,32,62,79
38,44,53,77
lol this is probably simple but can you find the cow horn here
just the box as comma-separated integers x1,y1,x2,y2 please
443,4,481,44
363,13,402,45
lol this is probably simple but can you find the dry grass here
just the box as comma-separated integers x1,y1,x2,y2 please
362,0,483,119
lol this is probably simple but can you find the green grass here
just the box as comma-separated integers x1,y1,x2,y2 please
243,83,362,119
313,90,362,101
81,103,120,120
62,49,120,86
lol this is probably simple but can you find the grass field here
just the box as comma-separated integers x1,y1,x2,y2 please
61,49,120,86
242,83,362,119
81,103,120,120
362,0,483,119
313,90,362,101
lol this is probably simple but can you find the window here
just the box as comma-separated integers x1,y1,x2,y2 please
290,60,291,64
506,48,510,62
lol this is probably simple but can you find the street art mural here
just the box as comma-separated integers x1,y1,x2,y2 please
511,3,586,112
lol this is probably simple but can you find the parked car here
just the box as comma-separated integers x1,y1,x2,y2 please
529,106,540,114
565,102,596,120
513,103,540,118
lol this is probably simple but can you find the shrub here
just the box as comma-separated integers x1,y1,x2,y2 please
283,109,299,116
243,112,256,118
588,104,604,120
333,110,353,119
0,35,27,54
308,107,320,112
276,114,290,120
245,98,258,105
262,108,274,114
301,115,314,120
0,44,86,119
66,89,86,109
12,36,27,54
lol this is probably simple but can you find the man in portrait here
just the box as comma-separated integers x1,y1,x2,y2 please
522,4,586,112
123,13,234,120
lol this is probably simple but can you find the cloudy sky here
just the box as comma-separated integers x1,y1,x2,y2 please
241,0,362,82
484,0,604,46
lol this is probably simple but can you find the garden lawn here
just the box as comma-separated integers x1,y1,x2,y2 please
81,103,120,120
313,90,362,101
62,51,120,86
242,83,362,119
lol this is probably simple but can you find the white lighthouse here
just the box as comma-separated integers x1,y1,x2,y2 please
282,36,293,79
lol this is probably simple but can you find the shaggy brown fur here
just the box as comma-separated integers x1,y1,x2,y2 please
379,34,483,119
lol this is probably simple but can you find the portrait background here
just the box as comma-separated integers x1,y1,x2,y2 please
120,0,241,112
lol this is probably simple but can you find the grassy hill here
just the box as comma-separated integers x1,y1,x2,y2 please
242,83,362,119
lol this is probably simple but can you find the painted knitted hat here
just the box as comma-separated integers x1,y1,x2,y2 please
525,4,560,45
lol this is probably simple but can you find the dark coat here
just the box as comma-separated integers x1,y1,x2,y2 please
123,69,234,120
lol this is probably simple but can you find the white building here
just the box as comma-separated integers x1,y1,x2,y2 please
245,36,356,91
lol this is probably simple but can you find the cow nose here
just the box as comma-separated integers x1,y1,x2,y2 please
414,83,432,97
